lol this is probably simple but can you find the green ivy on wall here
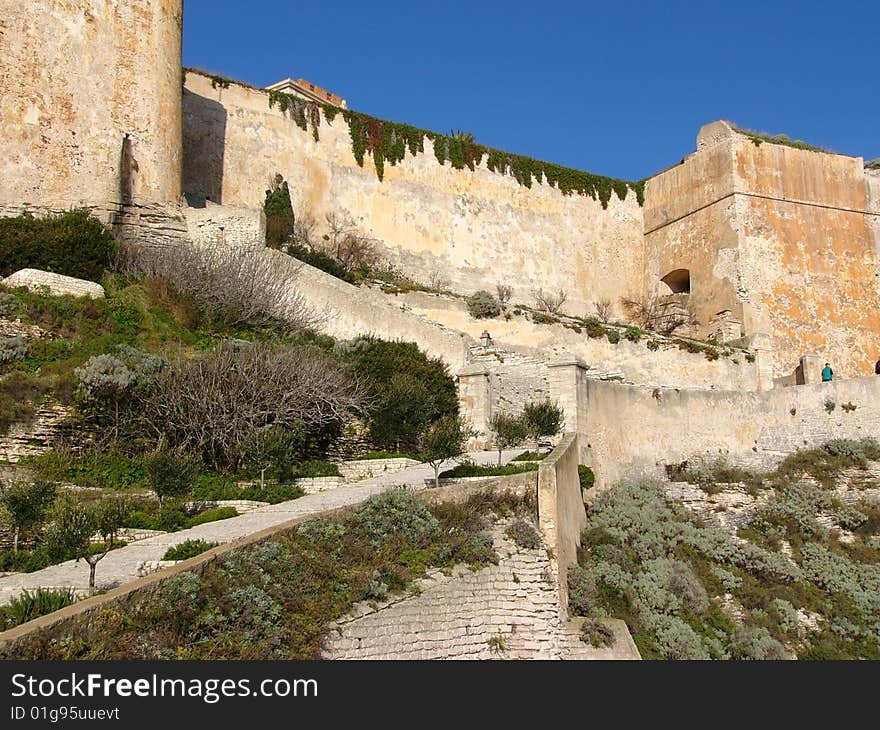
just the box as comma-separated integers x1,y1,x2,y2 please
267,92,644,206
269,90,321,142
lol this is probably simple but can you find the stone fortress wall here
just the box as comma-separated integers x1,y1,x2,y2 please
181,70,647,319
645,121,880,378
0,0,186,245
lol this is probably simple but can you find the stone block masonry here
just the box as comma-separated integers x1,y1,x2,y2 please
322,520,572,660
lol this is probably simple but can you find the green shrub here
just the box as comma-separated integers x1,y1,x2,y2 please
146,450,201,506
580,619,615,648
624,326,642,342
0,292,19,318
0,587,79,630
578,465,595,490
606,330,620,344
459,530,498,566
466,290,501,319
582,317,606,338
26,449,148,491
568,564,599,615
239,424,308,482
0,336,27,364
186,506,237,528
438,462,538,478
0,209,117,281
351,489,440,547
297,517,347,545
286,244,355,283
823,438,880,464
157,507,188,532
249,482,304,504
729,626,788,660
532,311,557,325
341,337,458,452
295,460,340,478
124,510,160,531
163,539,220,561
646,339,660,351
511,451,547,462
264,178,294,248
506,519,541,549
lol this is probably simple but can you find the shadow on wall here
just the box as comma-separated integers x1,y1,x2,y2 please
183,89,227,207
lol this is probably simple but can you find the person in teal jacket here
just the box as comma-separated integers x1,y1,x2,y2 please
821,363,833,382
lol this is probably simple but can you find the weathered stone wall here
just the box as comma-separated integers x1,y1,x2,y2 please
322,519,569,659
583,375,880,490
537,434,586,616
185,203,265,249
645,121,880,378
399,290,760,391
182,70,646,317
233,244,474,372
0,1,184,233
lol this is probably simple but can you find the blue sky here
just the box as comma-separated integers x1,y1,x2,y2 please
183,0,878,181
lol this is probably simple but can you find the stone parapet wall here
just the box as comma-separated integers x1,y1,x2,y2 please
537,434,586,617
337,458,420,483
582,376,880,490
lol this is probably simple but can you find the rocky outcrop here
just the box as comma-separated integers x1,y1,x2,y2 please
3,269,105,299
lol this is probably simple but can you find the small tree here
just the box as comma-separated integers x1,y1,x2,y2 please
490,413,530,465
145,450,200,508
418,415,472,488
0,479,57,554
95,497,132,547
48,498,131,589
523,400,564,440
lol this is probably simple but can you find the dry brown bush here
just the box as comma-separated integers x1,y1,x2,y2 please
620,294,695,335
139,342,367,470
533,287,568,314
118,241,320,332
323,212,379,271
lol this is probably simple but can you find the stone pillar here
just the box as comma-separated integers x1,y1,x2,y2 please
799,354,825,385
749,333,774,392
457,367,491,439
548,356,589,436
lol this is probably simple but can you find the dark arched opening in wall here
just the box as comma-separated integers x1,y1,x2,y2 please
660,268,691,295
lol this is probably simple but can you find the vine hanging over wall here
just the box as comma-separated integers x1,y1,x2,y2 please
269,90,322,142
266,89,644,207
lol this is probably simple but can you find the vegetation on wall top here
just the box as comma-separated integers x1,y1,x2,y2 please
257,76,644,207
732,126,835,154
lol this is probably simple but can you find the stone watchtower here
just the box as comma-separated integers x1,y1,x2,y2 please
0,0,185,243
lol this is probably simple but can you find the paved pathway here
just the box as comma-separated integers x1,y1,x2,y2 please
0,450,524,605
